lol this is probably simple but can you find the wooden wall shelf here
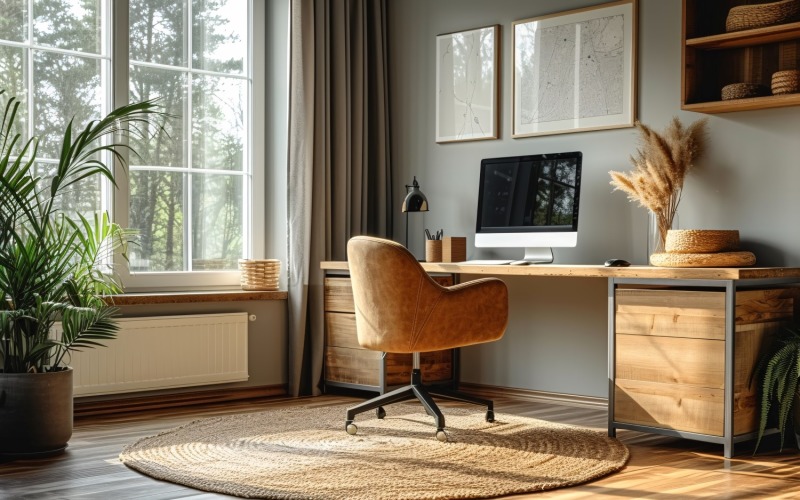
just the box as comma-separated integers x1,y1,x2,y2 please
682,91,800,113
686,21,800,50
682,1,800,113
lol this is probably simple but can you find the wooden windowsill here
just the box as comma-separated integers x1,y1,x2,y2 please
106,290,287,306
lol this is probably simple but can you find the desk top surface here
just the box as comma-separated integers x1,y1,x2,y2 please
320,261,800,280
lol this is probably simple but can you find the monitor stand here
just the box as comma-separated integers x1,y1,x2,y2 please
520,247,554,264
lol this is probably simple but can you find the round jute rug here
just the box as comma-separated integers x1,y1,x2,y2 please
119,403,629,499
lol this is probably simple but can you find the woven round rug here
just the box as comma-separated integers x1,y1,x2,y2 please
120,403,628,499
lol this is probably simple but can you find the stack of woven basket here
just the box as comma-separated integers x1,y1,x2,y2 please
649,230,756,268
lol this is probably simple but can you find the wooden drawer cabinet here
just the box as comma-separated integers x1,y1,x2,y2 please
613,288,794,437
323,276,455,392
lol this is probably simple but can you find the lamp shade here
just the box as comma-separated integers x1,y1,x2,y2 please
401,176,429,213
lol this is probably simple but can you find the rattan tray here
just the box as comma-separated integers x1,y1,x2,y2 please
726,0,800,32
649,251,756,268
664,229,740,254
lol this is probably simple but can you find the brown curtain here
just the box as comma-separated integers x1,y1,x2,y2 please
287,0,392,396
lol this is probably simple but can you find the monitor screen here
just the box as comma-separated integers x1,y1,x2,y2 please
475,152,582,262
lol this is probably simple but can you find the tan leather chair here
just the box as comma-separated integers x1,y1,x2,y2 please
344,236,508,441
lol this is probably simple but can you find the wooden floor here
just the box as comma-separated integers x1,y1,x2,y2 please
2,393,800,499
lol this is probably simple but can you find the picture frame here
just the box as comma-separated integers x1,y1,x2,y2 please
436,25,499,143
512,0,637,138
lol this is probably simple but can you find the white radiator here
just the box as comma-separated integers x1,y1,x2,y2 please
66,313,249,397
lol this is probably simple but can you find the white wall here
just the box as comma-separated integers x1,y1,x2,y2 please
388,0,800,397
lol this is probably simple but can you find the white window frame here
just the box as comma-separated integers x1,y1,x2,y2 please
111,0,264,292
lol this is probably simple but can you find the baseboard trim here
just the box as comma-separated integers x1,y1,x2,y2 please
458,383,608,409
74,384,289,418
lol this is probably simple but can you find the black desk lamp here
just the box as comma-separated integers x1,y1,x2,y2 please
401,176,428,248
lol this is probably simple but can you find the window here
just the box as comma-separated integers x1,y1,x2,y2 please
0,0,261,290
0,0,111,217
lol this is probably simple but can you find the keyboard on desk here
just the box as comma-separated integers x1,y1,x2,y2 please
457,260,514,265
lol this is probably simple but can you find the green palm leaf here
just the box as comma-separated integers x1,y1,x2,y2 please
0,90,165,373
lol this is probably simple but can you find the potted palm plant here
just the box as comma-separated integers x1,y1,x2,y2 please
0,90,161,457
753,324,800,454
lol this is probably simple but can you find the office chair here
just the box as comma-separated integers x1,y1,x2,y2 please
344,236,508,441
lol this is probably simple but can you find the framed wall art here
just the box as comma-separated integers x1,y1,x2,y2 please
512,0,637,138
436,25,499,143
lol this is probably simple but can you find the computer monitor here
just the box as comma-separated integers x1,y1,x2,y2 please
475,152,582,263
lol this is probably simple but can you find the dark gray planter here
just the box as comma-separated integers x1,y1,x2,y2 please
0,367,73,457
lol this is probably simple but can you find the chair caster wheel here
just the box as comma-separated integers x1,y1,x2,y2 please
346,422,358,435
435,429,448,442
486,410,495,422
376,407,386,419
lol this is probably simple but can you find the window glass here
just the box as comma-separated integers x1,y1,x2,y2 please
129,0,187,67
0,0,27,42
33,0,103,54
191,173,242,270
192,74,246,170
128,170,186,272
129,66,188,167
33,51,104,158
35,162,102,217
0,44,28,142
192,0,246,74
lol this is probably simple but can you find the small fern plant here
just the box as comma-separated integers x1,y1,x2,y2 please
753,324,800,453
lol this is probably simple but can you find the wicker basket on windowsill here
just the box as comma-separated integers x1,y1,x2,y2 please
238,259,281,291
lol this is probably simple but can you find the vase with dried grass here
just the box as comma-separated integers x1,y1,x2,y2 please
609,117,708,259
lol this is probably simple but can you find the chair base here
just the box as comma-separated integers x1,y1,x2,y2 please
344,368,494,440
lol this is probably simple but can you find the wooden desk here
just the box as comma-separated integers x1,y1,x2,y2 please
321,261,800,280
321,261,800,457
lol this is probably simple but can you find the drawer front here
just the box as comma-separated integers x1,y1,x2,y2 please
324,275,454,314
325,346,380,386
325,312,360,349
614,378,723,436
385,351,454,386
324,277,355,313
616,334,724,388
616,288,795,340
615,288,725,340
420,350,454,383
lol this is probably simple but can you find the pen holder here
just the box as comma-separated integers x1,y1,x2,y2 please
425,239,443,263
442,237,466,262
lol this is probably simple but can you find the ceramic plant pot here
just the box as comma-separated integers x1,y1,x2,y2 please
0,367,73,457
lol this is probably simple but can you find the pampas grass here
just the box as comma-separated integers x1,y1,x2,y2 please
609,117,708,252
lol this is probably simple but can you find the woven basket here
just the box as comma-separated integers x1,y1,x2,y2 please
726,0,800,32
664,230,740,254
721,83,768,100
238,259,281,291
650,251,756,268
771,69,800,94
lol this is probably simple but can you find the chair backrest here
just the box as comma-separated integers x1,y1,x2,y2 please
347,236,508,353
